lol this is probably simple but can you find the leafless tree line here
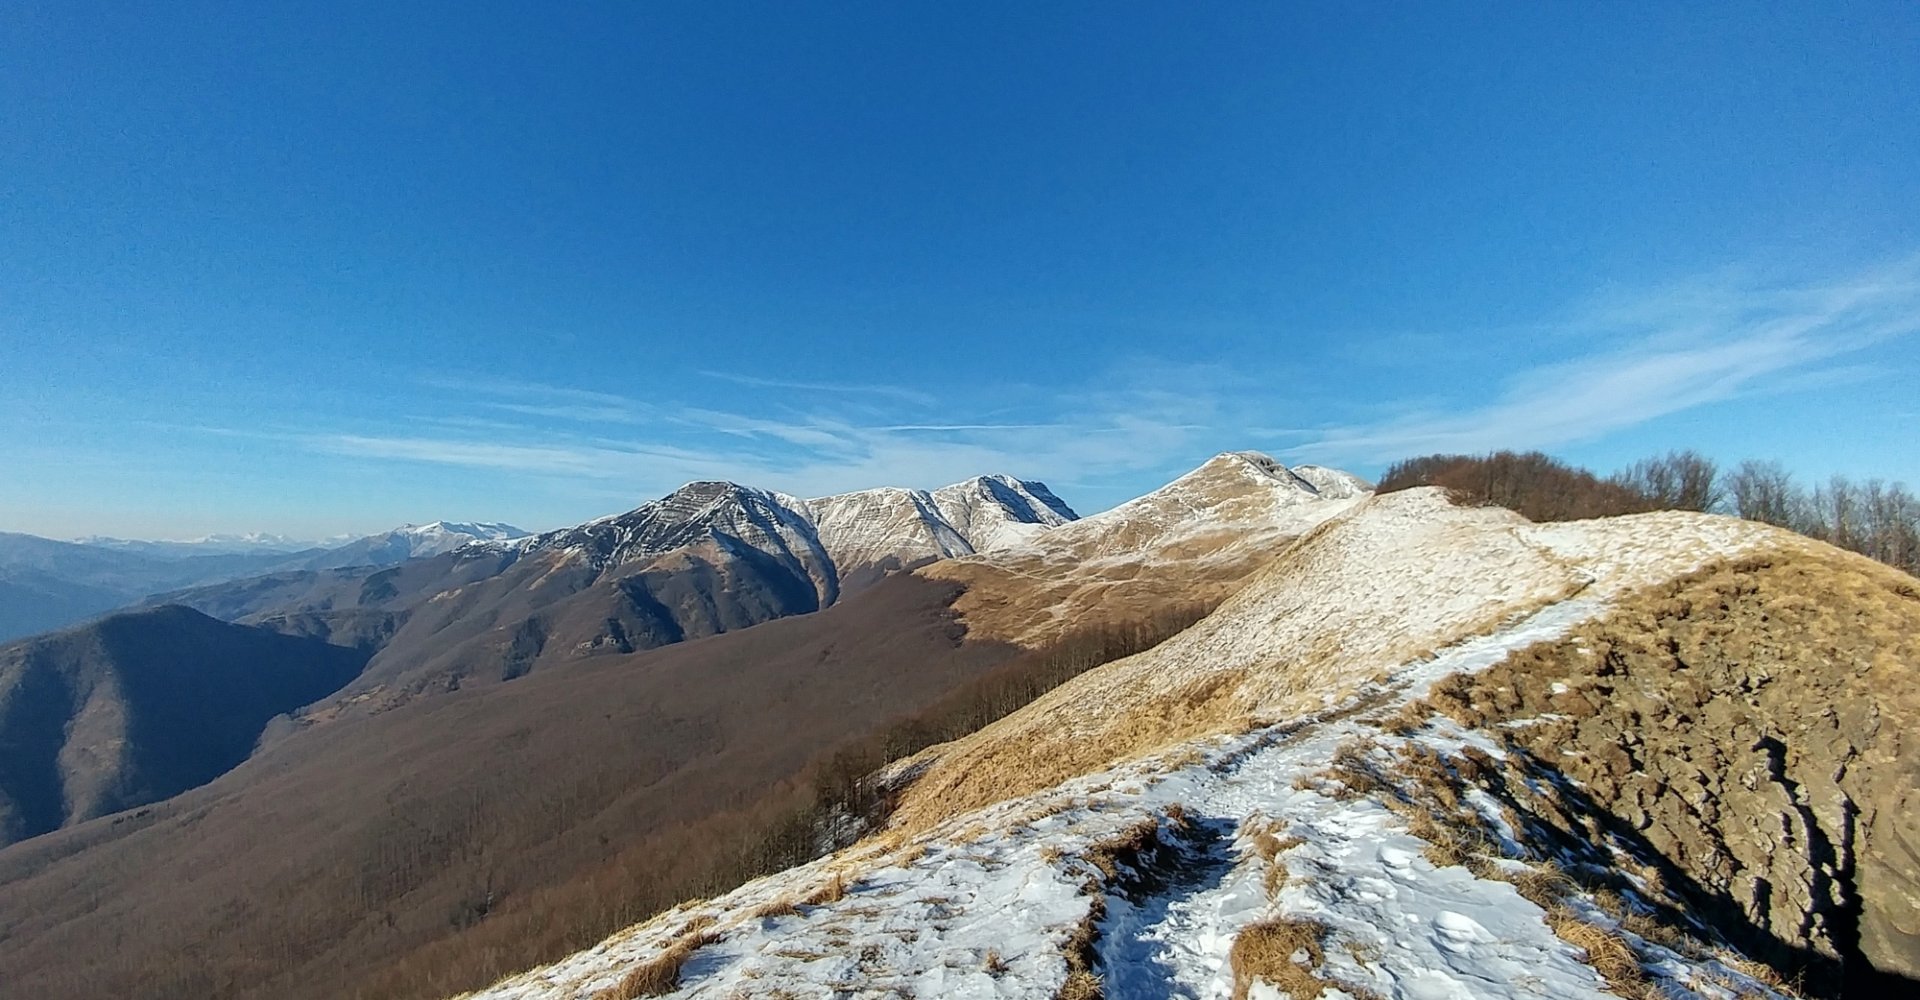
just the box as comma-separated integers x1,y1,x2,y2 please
1720,459,1920,574
1381,449,1919,577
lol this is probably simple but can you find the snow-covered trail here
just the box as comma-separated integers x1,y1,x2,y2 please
1096,816,1237,999
1100,718,1621,1000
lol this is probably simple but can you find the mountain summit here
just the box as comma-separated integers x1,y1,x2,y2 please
923,451,1371,644
808,474,1078,588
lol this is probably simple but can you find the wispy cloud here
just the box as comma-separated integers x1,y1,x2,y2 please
876,423,1060,432
696,370,938,406
1288,257,1920,463
487,401,653,424
311,434,740,482
268,361,1251,511
423,376,650,410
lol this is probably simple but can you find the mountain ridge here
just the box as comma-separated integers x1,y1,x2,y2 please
127,470,1092,725
464,488,1920,1000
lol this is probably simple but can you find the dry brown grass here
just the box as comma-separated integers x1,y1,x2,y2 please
751,898,799,919
982,948,1007,975
1245,817,1306,863
1403,808,1496,871
802,872,848,906
1491,861,1578,911
591,927,723,1000
1056,897,1106,1000
673,913,716,936
1228,918,1329,1000
1382,700,1431,736
1712,948,1806,997
1055,969,1103,1000
1082,818,1163,882
1619,909,1693,953
1317,742,1386,801
1545,906,1651,998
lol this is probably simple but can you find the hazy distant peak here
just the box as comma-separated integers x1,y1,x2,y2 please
389,521,529,541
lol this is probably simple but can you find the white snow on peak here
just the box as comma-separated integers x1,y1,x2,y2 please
523,481,840,601
379,521,531,557
805,475,1078,573
1289,463,1373,499
508,474,1076,602
928,474,1078,550
1013,451,1368,563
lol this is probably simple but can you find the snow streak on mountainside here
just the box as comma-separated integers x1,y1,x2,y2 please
523,481,843,605
807,475,1080,580
522,475,1081,604
463,496,1831,1000
383,521,530,556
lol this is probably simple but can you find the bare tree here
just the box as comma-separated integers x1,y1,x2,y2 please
1726,459,1797,526
1802,476,1863,549
1612,450,1722,512
1858,479,1920,575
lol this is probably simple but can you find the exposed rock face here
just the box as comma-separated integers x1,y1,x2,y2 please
1427,550,1920,990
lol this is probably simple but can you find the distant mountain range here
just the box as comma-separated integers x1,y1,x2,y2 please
0,522,530,643
148,475,1078,715
72,532,344,556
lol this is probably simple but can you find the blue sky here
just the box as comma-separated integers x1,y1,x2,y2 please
3,2,1917,539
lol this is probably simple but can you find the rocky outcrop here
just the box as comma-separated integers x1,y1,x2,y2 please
1427,550,1920,991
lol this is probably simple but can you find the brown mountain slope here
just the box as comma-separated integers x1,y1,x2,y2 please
0,605,369,847
150,478,1072,726
0,575,1018,1000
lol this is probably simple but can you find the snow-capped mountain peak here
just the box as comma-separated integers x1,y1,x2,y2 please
805,474,1080,581
928,474,1079,550
390,521,529,548
218,520,534,573
1024,451,1365,560
523,481,839,603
